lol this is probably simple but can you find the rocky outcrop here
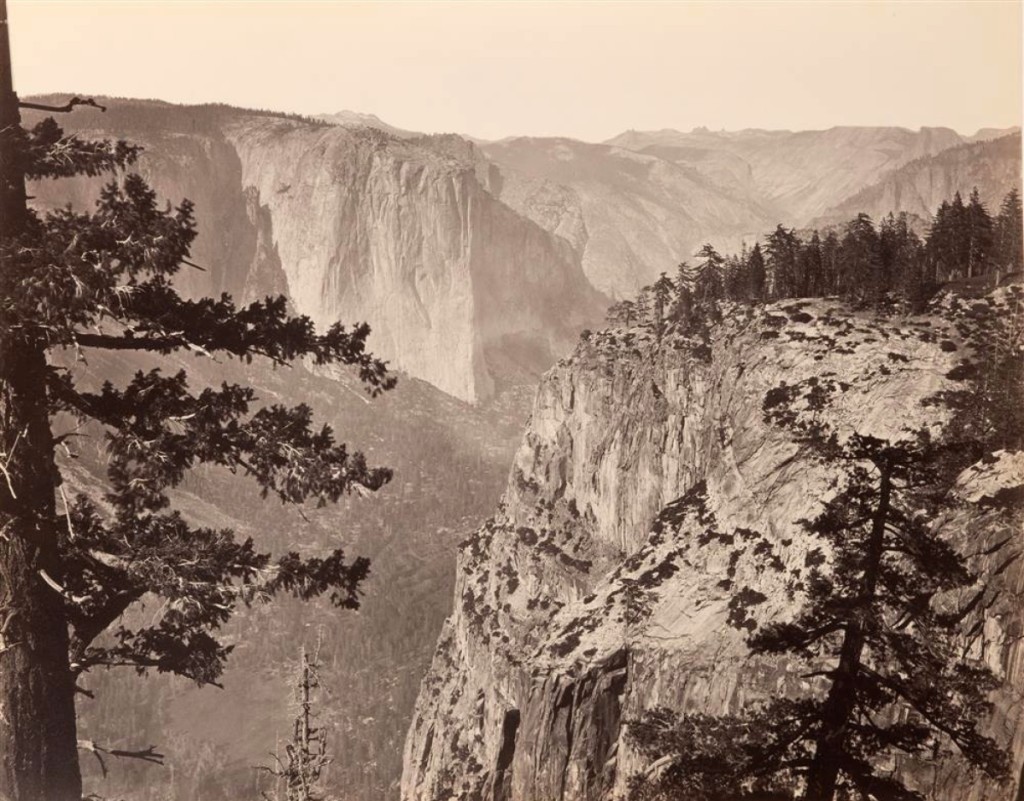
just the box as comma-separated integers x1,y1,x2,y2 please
25,100,606,403
402,289,1024,800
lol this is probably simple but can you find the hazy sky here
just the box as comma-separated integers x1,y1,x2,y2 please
7,0,1022,141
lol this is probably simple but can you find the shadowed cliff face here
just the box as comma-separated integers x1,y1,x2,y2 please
25,101,606,403
402,290,1024,801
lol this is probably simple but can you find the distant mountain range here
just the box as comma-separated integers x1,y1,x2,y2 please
811,132,1022,228
493,125,1019,296
314,111,1020,299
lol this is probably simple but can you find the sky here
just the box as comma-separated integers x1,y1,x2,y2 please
6,0,1023,142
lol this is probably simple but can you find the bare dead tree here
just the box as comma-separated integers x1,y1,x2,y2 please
258,644,332,801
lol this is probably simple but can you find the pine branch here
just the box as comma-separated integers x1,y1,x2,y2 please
72,333,184,353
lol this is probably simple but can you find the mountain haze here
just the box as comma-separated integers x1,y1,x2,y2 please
814,132,1023,227
482,125,1019,298
480,137,775,298
606,125,967,222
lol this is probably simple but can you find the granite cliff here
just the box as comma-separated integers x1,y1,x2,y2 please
403,287,1024,801
25,100,606,403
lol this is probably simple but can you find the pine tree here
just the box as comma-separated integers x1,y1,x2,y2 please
635,285,653,325
691,244,726,313
950,192,969,276
671,261,695,323
820,231,840,297
747,243,767,302
725,247,749,301
879,212,926,306
926,200,953,283
765,226,801,300
994,189,1023,276
965,188,994,279
650,272,677,335
800,232,824,299
606,299,638,327
0,8,393,798
838,213,880,303
750,432,1007,801
628,401,1011,800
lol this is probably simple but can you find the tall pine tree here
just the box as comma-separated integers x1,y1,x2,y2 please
838,214,880,303
765,226,801,300
747,243,768,302
994,189,1023,276
0,7,394,798
965,188,994,279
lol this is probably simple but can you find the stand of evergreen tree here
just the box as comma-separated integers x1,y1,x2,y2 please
609,187,1023,339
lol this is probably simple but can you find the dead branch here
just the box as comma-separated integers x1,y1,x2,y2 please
37,569,89,604
77,739,165,778
19,96,106,113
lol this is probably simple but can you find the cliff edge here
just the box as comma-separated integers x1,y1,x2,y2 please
402,288,1024,800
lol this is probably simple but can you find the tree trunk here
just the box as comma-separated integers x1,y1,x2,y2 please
802,463,892,801
0,343,82,801
0,2,83,796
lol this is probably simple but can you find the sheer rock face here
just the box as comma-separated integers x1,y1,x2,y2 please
224,120,605,402
26,104,605,403
402,293,1024,801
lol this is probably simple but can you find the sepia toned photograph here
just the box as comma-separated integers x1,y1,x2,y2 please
0,1,1021,800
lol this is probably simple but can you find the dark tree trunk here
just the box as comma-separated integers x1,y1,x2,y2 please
0,344,82,801
802,464,892,801
0,2,83,797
